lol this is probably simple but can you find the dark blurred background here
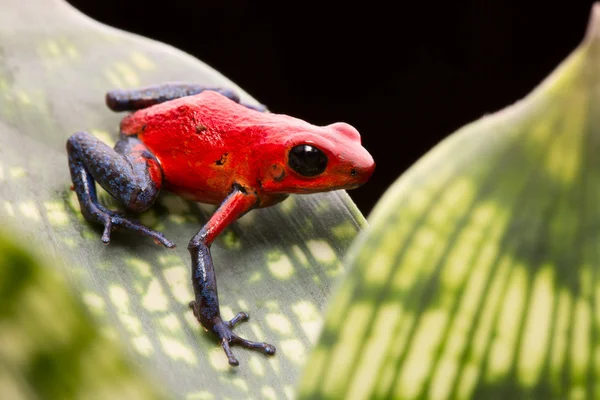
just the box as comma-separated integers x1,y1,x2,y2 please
66,0,592,216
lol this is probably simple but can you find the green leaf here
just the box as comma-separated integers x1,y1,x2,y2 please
299,4,600,400
0,229,166,399
0,0,365,397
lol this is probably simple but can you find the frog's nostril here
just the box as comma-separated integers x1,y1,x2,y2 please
350,168,357,177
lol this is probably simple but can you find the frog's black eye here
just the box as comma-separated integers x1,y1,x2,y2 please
288,144,328,177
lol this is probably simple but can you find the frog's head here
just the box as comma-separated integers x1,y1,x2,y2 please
259,121,375,194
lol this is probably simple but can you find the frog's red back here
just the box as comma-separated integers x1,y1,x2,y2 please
119,91,311,205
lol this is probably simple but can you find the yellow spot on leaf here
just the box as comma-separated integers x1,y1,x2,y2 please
250,324,268,344
132,335,154,356
229,377,249,393
468,255,512,366
284,386,294,400
395,309,449,399
396,226,438,290
130,51,156,71
470,202,496,227
249,354,266,377
142,278,168,312
115,62,140,87
19,201,40,221
17,91,31,105
456,365,480,400
237,299,250,311
331,220,358,241
46,40,60,57
517,265,554,387
267,253,294,280
82,292,106,315
61,237,77,248
65,44,78,59
9,167,26,179
550,289,572,386
98,327,116,340
544,90,585,183
347,302,403,400
208,347,229,371
158,253,183,267
266,313,292,335
292,301,322,343
404,186,433,216
159,314,181,334
431,228,504,398
365,251,392,286
291,245,309,267
486,265,528,381
441,225,491,292
168,214,186,225
569,387,586,400
261,386,277,400
159,335,197,365
306,240,336,264
163,266,193,304
118,314,143,336
109,285,130,313
219,306,233,320
45,200,69,226
248,270,262,283
322,302,373,397
126,259,152,278
429,360,458,400
186,391,214,400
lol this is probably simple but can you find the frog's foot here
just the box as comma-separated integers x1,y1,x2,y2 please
189,301,276,366
84,203,175,248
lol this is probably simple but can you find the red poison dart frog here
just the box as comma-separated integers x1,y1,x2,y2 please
66,83,375,366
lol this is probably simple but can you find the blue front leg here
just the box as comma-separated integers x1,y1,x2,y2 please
187,187,276,366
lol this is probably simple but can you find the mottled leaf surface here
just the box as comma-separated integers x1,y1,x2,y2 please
0,1,365,398
299,4,600,400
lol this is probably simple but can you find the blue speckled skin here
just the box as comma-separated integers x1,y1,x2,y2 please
66,83,274,366
106,83,267,112
67,132,174,247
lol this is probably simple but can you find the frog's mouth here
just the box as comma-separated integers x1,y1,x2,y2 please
289,181,366,194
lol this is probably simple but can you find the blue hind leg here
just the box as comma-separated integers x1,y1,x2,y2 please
66,131,175,248
105,83,267,112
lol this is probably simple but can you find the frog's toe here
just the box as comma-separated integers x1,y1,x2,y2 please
101,220,113,244
221,334,276,367
214,317,277,366
226,312,277,354
112,215,176,248
91,207,175,248
190,305,276,366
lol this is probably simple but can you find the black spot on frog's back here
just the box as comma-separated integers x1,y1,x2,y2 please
215,153,229,166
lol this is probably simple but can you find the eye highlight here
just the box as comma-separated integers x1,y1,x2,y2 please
288,144,328,177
